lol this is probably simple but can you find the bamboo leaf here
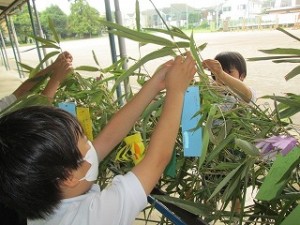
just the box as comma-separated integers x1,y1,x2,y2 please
135,0,141,32
92,50,100,66
112,47,176,91
153,195,213,216
144,27,190,40
29,35,58,46
280,205,300,225
247,55,299,61
256,147,300,201
208,163,244,200
260,48,300,55
235,138,260,156
40,44,61,49
198,127,209,168
285,64,300,80
48,17,60,44
75,66,100,72
279,107,300,118
206,133,235,163
277,27,300,42
101,20,174,46
36,51,60,69
17,62,34,72
189,32,205,75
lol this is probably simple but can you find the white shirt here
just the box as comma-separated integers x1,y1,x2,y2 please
28,172,147,225
0,94,17,112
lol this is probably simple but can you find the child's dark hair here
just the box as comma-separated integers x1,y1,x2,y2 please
213,51,247,80
0,106,84,219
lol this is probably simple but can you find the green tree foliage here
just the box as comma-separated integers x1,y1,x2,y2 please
13,6,33,44
40,5,68,39
68,0,104,38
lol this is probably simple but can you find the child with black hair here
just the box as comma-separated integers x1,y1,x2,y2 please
0,52,196,225
0,51,73,112
203,51,256,105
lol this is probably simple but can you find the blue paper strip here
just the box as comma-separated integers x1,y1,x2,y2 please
181,86,202,157
58,102,76,117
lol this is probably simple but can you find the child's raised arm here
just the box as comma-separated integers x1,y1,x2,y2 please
132,52,196,195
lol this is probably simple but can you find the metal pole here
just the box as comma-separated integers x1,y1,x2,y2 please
27,0,43,68
32,0,48,66
0,28,10,70
5,15,23,78
114,0,130,99
104,0,123,106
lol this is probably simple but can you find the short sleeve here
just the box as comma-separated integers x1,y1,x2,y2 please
0,94,17,112
90,171,147,225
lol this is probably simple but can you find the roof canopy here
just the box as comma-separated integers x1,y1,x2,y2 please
0,0,26,20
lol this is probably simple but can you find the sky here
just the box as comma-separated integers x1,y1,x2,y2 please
35,0,223,15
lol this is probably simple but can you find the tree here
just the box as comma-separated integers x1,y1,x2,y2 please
13,7,33,44
40,5,68,39
68,0,104,38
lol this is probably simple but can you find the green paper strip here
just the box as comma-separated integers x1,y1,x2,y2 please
280,204,300,225
256,147,300,201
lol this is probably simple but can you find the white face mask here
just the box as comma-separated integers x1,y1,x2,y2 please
79,141,99,182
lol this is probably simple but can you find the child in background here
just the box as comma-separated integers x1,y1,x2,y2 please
0,51,73,111
0,52,196,225
203,51,256,106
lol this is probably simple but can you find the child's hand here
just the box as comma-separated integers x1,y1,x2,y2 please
51,52,73,82
150,59,174,92
165,52,196,93
202,59,223,78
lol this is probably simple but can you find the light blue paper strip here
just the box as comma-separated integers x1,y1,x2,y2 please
58,102,76,117
181,86,202,157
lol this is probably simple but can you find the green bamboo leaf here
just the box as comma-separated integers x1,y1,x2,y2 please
144,27,190,40
153,195,212,216
110,29,174,47
48,17,60,44
280,205,300,225
135,0,140,32
149,0,173,39
256,147,300,201
206,133,235,163
279,107,300,118
265,95,300,107
40,44,61,50
223,171,241,204
285,64,300,80
189,32,205,75
141,97,164,119
247,55,298,61
198,127,209,168
272,59,300,63
260,48,300,55
75,66,100,72
17,62,34,72
101,20,174,46
29,35,58,46
205,104,218,144
235,138,260,156
214,162,240,170
277,27,300,42
112,47,175,91
208,162,244,200
21,46,37,53
36,51,60,69
92,50,100,66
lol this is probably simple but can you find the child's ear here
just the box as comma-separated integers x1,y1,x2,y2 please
240,74,245,81
61,174,79,188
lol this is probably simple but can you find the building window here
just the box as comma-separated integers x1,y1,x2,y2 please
223,6,231,12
